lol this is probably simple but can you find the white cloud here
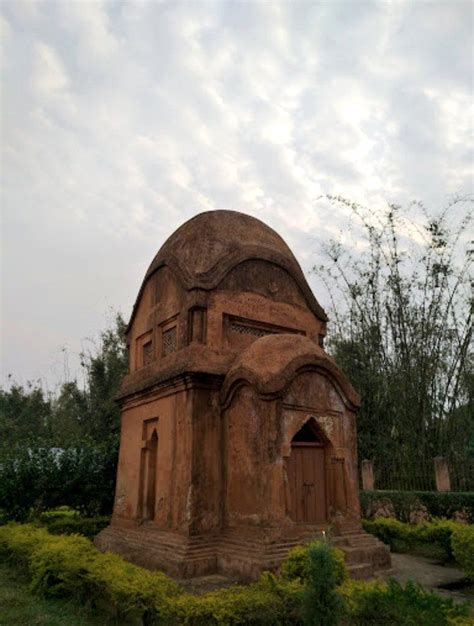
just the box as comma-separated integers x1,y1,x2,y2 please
32,42,70,94
1,0,472,387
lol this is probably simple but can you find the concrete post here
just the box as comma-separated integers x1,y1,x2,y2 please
434,457,451,492
361,459,375,491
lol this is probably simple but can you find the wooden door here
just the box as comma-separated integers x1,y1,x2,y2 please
288,443,327,523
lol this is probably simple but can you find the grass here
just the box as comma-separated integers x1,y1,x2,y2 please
0,560,104,626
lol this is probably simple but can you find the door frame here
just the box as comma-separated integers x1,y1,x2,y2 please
287,422,329,524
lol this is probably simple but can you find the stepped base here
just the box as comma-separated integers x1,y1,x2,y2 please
95,519,391,581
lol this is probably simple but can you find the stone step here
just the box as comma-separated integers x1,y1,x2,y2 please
347,562,374,580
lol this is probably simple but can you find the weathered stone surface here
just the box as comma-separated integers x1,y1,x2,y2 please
95,210,390,579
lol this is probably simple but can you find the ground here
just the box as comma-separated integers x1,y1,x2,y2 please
384,553,474,607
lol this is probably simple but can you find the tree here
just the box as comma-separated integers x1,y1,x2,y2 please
315,195,473,468
0,379,53,453
0,312,128,449
0,313,128,520
69,312,128,441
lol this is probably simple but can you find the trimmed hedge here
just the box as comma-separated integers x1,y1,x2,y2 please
339,578,468,626
37,509,111,540
0,523,181,622
362,517,465,562
451,525,474,581
360,490,474,524
0,524,468,625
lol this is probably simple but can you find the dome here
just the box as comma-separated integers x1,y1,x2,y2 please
221,333,360,409
134,210,326,322
147,210,297,279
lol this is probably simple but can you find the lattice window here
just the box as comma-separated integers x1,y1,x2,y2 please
230,321,278,338
162,326,177,356
143,341,153,366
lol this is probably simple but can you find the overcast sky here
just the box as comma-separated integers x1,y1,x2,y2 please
1,1,472,391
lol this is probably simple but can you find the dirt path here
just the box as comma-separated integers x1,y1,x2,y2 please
383,553,473,607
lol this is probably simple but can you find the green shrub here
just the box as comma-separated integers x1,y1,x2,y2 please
43,515,110,539
301,542,344,626
0,437,119,521
0,523,469,625
451,525,474,580
360,490,474,524
165,573,302,625
281,541,347,585
363,517,463,562
340,578,468,625
0,523,182,622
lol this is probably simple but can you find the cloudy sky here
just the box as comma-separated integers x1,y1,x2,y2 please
1,0,472,390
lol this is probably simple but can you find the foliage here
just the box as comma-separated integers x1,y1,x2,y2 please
316,196,473,466
0,559,103,626
74,312,128,441
42,515,111,540
0,437,119,521
0,380,53,454
0,523,182,622
339,577,467,626
167,573,302,625
0,523,469,625
0,312,127,452
300,542,344,626
360,490,474,524
362,517,465,562
0,313,126,523
281,541,347,586
451,525,474,581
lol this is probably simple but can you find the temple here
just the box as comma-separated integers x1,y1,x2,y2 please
95,210,390,580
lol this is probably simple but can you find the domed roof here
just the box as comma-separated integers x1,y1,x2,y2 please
147,210,296,279
221,334,360,409
129,210,327,329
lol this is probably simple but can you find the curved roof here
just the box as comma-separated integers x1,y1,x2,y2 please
220,334,360,409
128,210,327,329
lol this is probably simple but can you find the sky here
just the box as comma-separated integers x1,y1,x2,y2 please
1,0,473,391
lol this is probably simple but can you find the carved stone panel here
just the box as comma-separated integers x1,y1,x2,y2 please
223,314,304,350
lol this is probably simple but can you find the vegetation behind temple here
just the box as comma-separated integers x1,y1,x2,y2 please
316,197,473,469
0,313,127,520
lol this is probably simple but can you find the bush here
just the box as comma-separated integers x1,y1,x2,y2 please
0,437,119,522
451,525,474,581
166,573,302,625
362,518,463,561
340,578,467,625
281,542,347,586
0,523,469,625
36,506,111,539
300,542,344,626
360,490,474,524
43,515,110,540
0,523,182,622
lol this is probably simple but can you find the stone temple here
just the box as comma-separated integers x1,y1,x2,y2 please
96,210,390,580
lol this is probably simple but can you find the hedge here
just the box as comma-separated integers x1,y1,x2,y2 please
339,578,469,626
0,437,119,521
362,517,466,562
36,508,111,540
0,524,468,625
451,525,474,581
360,490,474,524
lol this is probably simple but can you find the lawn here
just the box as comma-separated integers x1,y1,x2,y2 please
0,560,104,626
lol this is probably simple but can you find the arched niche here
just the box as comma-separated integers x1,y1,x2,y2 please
138,426,159,521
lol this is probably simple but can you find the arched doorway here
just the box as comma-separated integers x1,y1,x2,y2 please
288,421,327,523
